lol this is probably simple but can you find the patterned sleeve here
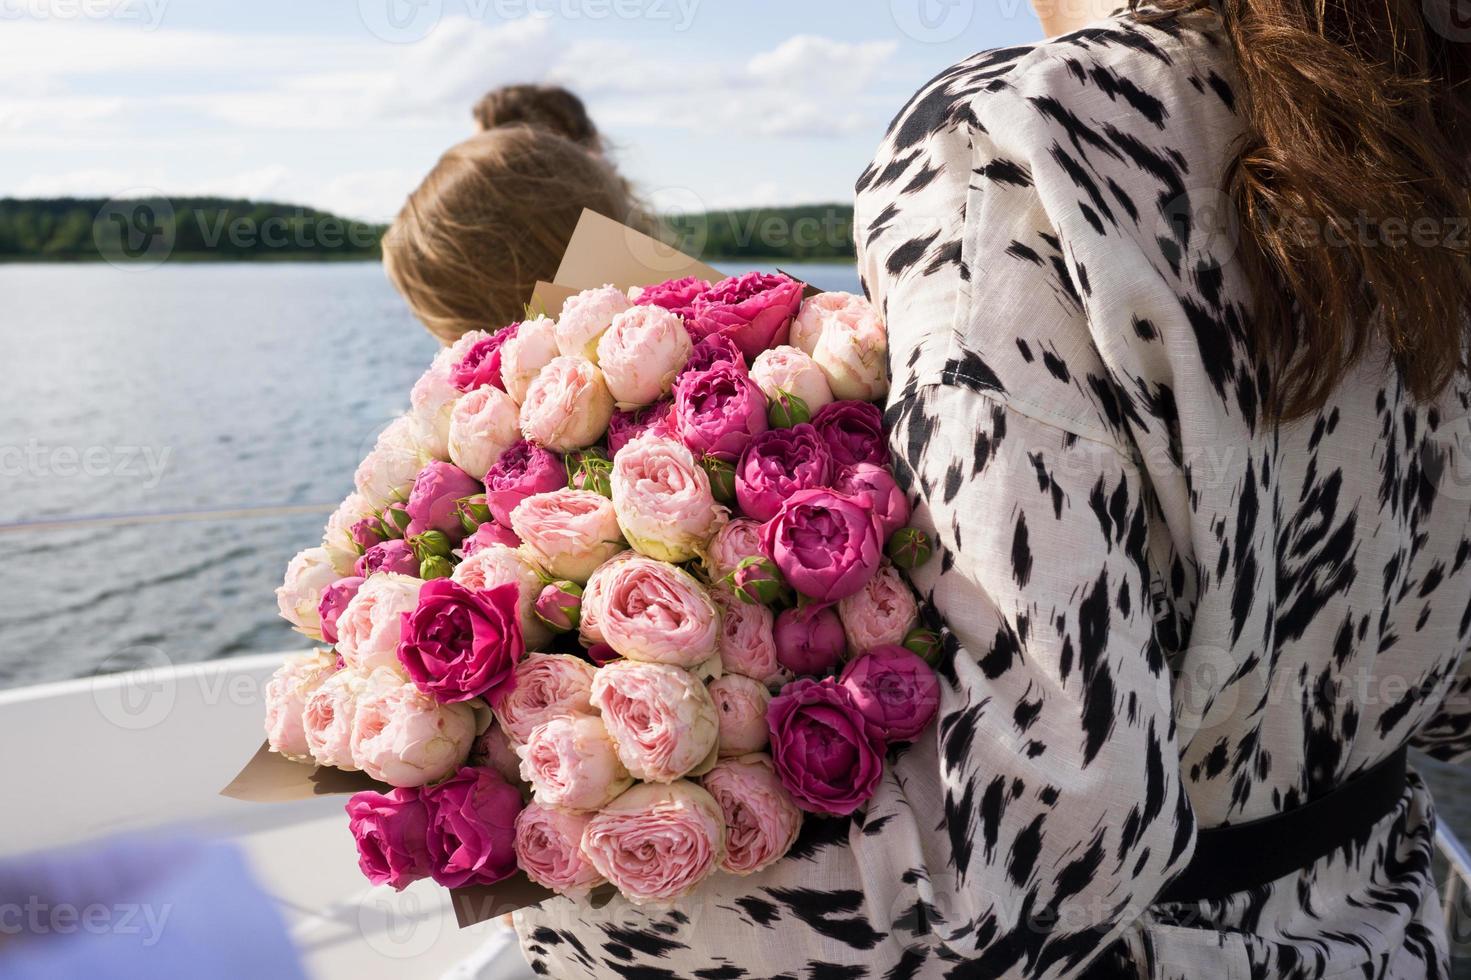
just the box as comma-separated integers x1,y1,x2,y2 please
854,49,1197,978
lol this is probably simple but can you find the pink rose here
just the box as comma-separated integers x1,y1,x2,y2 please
760,488,883,602
750,345,834,416
557,285,634,361
773,605,847,676
577,551,639,647
459,521,521,556
422,765,523,887
591,660,719,782
597,305,692,409
514,803,605,897
811,401,887,468
534,581,583,634
322,492,377,575
519,713,632,811
448,386,520,479
405,461,482,540
354,539,418,578
767,677,885,816
712,591,786,688
672,360,768,463
450,323,518,392
489,652,597,743
351,674,477,787
597,556,720,667
686,272,803,361
678,333,746,379
510,489,626,583
735,424,834,523
837,562,919,656
452,543,552,649
316,576,364,646
264,650,338,762
832,463,909,540
500,315,560,403
519,355,615,452
471,722,526,787
701,754,801,875
346,786,432,890
398,580,524,704
607,401,674,455
354,416,433,508
839,645,940,743
304,666,381,770
276,547,340,639
482,439,565,527
408,365,461,460
709,673,771,757
335,573,423,671
792,292,888,400
611,433,723,563
703,517,766,582
579,780,726,905
631,276,710,319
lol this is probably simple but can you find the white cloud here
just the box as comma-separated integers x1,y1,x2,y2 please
746,35,897,93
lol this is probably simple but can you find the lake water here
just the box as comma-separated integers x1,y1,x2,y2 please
4,259,1471,849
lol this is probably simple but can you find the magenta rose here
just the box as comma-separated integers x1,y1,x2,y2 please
634,276,711,319
678,333,746,380
459,521,521,556
672,360,768,462
767,677,885,816
397,580,524,704
773,604,847,676
355,539,419,578
450,322,518,392
735,423,834,522
483,439,565,527
811,400,887,468
687,272,804,360
832,463,909,540
405,461,482,539
607,401,674,455
422,765,523,888
760,488,884,602
317,576,364,645
839,645,940,743
346,786,433,890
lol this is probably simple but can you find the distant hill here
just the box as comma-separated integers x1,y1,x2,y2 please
0,197,855,263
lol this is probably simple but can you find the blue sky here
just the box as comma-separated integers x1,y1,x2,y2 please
0,0,1046,221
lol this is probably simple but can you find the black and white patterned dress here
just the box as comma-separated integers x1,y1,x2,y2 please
514,8,1471,977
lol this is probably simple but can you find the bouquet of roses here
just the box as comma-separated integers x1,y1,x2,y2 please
262,262,941,910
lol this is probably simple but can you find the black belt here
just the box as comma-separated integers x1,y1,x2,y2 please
1158,746,1408,904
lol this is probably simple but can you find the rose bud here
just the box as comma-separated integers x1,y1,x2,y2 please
534,580,583,634
275,546,340,639
811,400,887,468
317,576,364,646
709,673,771,757
903,627,942,665
735,424,834,522
607,401,674,455
726,556,786,606
837,562,920,656
519,355,616,452
355,539,418,578
350,673,478,787
499,315,559,403
419,552,454,580
422,766,523,888
611,433,724,563
510,489,626,583
381,501,411,538
798,292,889,401
631,275,710,320
567,448,613,498
752,345,832,420
483,439,564,527
672,360,769,462
398,580,524,704
702,455,737,504
264,650,339,761
761,488,884,602
686,271,803,360
678,332,747,379
774,605,846,676
597,304,693,409
454,494,493,535
579,781,726,906
448,384,519,479
489,652,597,743
452,543,552,648
335,574,423,671
515,803,606,898
586,642,621,666
323,492,377,575
409,529,454,561
349,516,385,553
767,388,811,428
839,645,940,743
555,284,633,361
346,786,433,891
459,521,520,558
449,322,518,392
767,677,885,816
405,461,483,541
887,527,934,569
519,713,633,811
701,754,801,876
